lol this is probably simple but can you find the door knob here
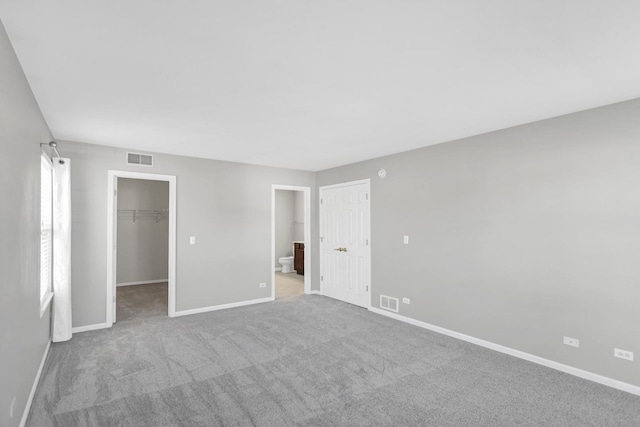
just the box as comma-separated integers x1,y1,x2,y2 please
334,247,348,252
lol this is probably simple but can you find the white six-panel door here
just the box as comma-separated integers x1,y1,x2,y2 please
320,180,370,308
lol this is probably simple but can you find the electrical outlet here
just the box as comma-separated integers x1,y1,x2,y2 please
402,298,410,304
189,236,196,245
563,336,579,348
10,396,16,418
403,235,409,244
259,283,267,288
614,348,634,361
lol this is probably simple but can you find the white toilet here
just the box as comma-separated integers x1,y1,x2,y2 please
278,255,294,273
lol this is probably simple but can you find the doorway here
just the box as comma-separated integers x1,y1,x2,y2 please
271,185,311,298
106,171,177,327
319,179,371,308
115,178,169,321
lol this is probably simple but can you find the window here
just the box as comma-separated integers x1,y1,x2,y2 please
40,153,54,316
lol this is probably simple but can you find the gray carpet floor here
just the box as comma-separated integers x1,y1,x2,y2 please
27,294,640,426
116,282,168,321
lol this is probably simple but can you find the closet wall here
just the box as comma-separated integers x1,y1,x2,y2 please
116,178,169,285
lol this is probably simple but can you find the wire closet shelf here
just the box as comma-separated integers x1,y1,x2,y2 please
117,209,169,223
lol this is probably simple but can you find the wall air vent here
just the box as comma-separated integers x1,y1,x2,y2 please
127,152,153,166
380,295,399,313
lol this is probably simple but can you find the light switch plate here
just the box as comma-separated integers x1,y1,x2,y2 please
403,235,409,244
190,236,196,245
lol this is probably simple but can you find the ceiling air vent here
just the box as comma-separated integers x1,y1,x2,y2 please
127,152,153,166
380,295,399,313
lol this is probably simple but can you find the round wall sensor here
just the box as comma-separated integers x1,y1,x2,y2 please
377,169,386,179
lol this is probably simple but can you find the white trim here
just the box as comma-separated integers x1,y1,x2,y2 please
319,179,371,309
174,296,274,317
19,339,51,427
274,266,282,272
107,174,116,324
271,185,312,298
369,307,640,397
116,279,168,287
310,290,322,295
319,178,370,190
71,322,110,333
107,170,177,328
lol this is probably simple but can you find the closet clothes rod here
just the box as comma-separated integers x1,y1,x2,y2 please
117,209,169,223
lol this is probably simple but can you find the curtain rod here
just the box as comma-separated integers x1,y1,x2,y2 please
40,141,65,164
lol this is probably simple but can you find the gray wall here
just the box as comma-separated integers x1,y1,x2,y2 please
315,98,640,388
0,20,53,427
116,178,169,284
293,191,304,242
60,140,316,327
274,190,294,266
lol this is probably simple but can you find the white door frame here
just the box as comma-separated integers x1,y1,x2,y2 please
271,185,311,297
319,179,371,308
106,170,177,326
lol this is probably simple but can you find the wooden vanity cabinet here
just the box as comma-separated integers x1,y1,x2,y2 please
294,242,304,275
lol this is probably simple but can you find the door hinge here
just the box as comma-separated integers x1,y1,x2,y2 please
366,286,369,292
114,189,117,197
113,295,116,302
320,198,323,204
321,275,324,281
366,193,369,200
366,239,369,245
320,236,324,243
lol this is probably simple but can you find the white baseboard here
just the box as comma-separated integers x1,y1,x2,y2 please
116,279,168,287
174,296,275,317
309,290,322,295
369,307,640,397
20,339,51,427
274,266,282,272
71,322,110,333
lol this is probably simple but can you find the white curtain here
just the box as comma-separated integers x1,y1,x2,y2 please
52,158,72,342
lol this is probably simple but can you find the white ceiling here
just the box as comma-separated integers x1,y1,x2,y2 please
2,1,640,171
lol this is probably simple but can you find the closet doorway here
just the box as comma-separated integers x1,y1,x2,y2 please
106,171,177,327
319,179,371,308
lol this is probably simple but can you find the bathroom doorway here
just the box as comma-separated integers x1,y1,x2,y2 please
271,185,311,299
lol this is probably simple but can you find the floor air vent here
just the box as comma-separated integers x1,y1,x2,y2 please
380,295,399,313
127,152,153,166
